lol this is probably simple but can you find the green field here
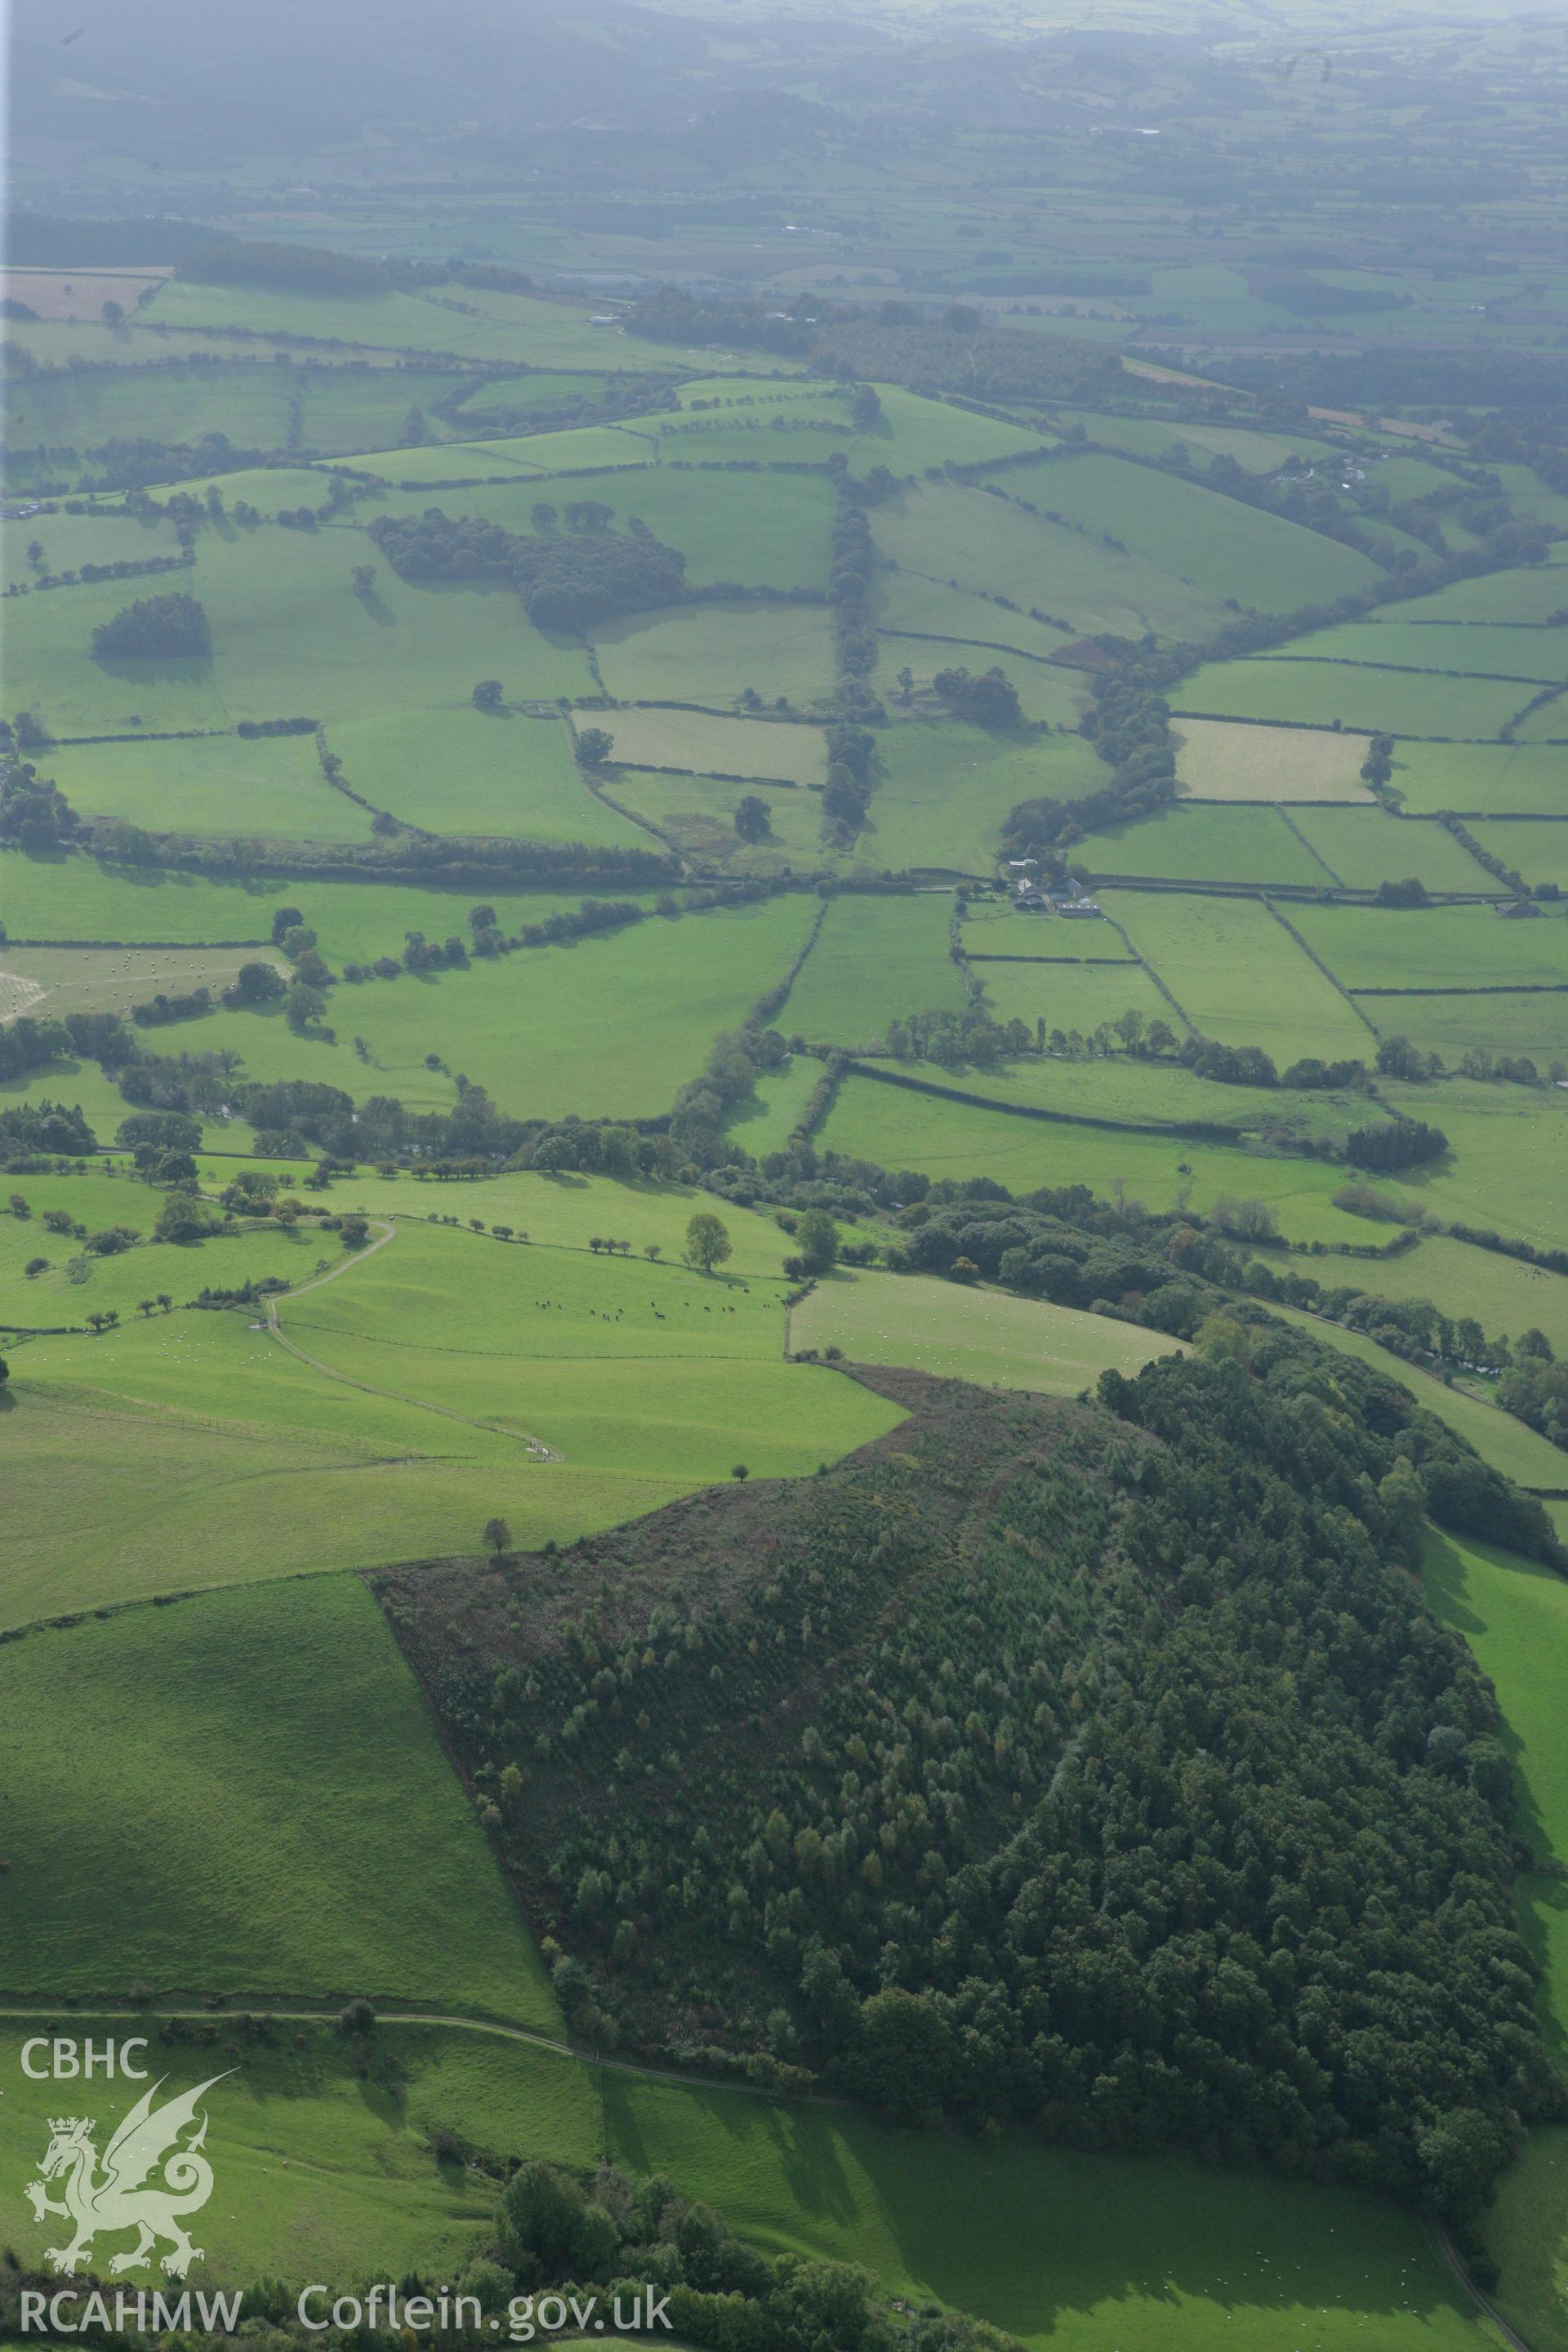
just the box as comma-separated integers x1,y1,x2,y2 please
1004,451,1383,610
46,730,372,843
1282,617,1568,683
1384,741,1568,817
1289,900,1568,991
875,479,1227,643
323,706,644,843
971,956,1175,1038
605,768,832,873
1073,803,1331,885
177,895,815,1119
1174,659,1533,739
1324,1227,1568,1357
724,1052,829,1156
819,1073,1379,1245
863,719,1102,872
1387,559,1568,626
0,1572,558,2020
1364,989,1568,1070
793,1267,1182,1391
1470,821,1568,892
593,601,836,706
781,892,964,1043
1285,808,1496,893
1101,889,1376,1065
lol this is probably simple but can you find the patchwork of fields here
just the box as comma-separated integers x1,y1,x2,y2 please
4,188,1568,2352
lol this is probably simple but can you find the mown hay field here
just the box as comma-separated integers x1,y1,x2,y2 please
600,707,828,782
1171,715,1374,801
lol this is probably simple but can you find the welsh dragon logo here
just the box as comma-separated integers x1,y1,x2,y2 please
24,2074,230,2278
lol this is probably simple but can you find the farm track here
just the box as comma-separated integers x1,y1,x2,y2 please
263,1219,560,1460
0,2002,849,2109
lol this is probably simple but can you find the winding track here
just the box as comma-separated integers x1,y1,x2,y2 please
262,1217,559,1459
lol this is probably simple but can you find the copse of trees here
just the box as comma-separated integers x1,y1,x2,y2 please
368,507,688,629
394,1347,1560,2234
178,238,390,296
90,592,212,660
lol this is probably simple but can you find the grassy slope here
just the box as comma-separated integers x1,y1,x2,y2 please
792,1267,1183,1392
0,1574,559,2023
1421,1531,1568,2352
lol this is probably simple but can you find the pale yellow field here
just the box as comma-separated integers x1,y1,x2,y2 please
599,708,828,784
2,267,170,320
0,942,286,1019
1173,715,1374,803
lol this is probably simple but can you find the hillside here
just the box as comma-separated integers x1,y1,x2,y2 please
379,1343,1562,2229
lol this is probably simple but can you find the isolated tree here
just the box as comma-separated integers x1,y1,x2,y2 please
731,1463,750,1481
24,1258,47,1278
733,794,772,844
338,1998,376,2038
351,564,376,593
472,679,505,710
576,727,614,768
156,1292,172,1313
684,1211,731,1275
483,1515,514,1560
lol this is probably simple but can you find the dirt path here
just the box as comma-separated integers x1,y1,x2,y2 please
263,1218,560,1460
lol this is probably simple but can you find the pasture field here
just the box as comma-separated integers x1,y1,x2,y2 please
592,601,836,706
819,1074,1379,1245
1285,808,1495,893
605,768,831,872
46,729,372,842
0,1163,310,1327
278,1329,902,1484
655,381,1050,474
1280,617,1568,684
873,565,1082,660
333,424,655,483
1514,693,1568,742
1384,740,1568,817
865,719,1102,872
0,2021,599,2289
0,2010,1488,2346
323,706,644,844
599,708,828,782
1288,899,1568,991
177,895,817,1120
317,1169,800,1274
1325,1230,1568,1358
1172,658,1532,738
874,479,1227,642
873,635,1089,728
1374,1080,1568,1257
1002,451,1383,609
0,851,299,942
1071,803,1330,885
1470,821,1568,892
960,895,1139,956
0,939,285,1022
0,1053,144,1146
910,1051,1382,1150
2,1320,688,1624
288,1216,795,1363
367,466,837,591
971,956,1174,1039
1170,715,1374,802
1100,889,1376,1066
2,503,185,583
1364,989,1568,1070
1423,1529,1568,1912
792,1267,1182,1392
4,359,468,461
724,1053,827,1156
781,892,965,1043
1386,557,1568,626
0,1572,559,2022
606,2069,1481,2352
1055,408,1338,473
2,523,596,739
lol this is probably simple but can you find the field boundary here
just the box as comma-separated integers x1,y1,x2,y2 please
1263,897,1382,1037
843,1056,1247,1143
